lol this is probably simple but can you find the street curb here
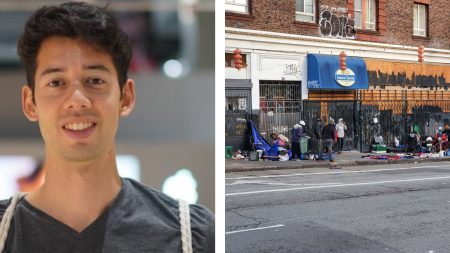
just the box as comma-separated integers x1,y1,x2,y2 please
225,157,450,173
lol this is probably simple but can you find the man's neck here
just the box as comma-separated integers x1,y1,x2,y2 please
26,150,122,233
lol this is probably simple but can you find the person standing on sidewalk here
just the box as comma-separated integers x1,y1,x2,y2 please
291,124,302,160
336,118,347,154
314,117,325,159
321,118,338,166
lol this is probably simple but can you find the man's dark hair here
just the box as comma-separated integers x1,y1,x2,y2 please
17,1,132,94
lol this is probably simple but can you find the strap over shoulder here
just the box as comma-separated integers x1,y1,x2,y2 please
0,192,27,252
178,199,192,253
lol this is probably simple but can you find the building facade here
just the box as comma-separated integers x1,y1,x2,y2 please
225,0,450,152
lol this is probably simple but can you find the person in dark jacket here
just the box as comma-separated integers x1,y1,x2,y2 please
321,118,337,163
314,117,325,157
291,124,302,160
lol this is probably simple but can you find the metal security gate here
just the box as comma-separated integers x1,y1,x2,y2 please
328,101,357,150
303,101,357,151
225,88,252,150
259,81,302,140
360,101,406,152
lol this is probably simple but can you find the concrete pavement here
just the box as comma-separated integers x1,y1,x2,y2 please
226,150,450,172
226,162,450,252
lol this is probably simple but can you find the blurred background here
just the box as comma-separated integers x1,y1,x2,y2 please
0,0,215,211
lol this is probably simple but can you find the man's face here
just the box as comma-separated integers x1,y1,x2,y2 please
22,36,135,162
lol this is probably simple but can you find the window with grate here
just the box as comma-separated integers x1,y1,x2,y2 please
260,81,302,113
225,0,249,14
226,97,248,112
296,0,315,22
413,4,427,37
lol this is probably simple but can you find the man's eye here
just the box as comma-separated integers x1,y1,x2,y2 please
48,80,64,87
86,78,105,86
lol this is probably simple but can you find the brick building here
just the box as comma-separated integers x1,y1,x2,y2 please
225,0,450,152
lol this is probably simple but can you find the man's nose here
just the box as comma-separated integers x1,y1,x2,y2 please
64,86,92,110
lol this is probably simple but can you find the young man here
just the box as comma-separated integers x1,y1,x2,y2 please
0,2,214,252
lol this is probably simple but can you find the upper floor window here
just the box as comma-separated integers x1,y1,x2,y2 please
354,0,376,30
413,4,427,36
225,0,249,14
296,0,315,22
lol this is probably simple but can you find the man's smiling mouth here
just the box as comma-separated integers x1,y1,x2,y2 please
63,122,96,131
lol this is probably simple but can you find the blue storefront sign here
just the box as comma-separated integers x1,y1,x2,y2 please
307,54,368,90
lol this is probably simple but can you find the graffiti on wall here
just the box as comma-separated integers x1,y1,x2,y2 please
283,64,301,78
319,6,355,39
365,60,450,89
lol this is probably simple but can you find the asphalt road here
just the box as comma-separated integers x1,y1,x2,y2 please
225,162,450,253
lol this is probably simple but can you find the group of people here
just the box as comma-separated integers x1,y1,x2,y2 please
314,117,346,163
410,124,450,153
286,117,347,163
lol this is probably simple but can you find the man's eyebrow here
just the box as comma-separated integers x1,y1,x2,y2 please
40,67,65,77
39,65,111,77
84,64,111,73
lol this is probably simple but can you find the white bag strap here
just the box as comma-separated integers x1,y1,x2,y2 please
178,199,192,253
0,192,26,252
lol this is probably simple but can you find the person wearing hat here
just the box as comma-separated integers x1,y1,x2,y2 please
299,120,310,156
291,124,302,160
321,118,340,168
299,120,309,136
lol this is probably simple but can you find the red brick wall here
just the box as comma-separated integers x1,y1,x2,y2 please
226,0,319,36
384,0,450,48
226,0,450,49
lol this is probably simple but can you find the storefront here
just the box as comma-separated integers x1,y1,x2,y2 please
303,55,450,152
358,60,450,151
225,28,450,152
225,79,252,150
303,53,369,151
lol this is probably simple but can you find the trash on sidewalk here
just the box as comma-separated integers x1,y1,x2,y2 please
361,153,416,160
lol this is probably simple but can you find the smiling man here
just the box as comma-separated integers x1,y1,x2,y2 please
0,2,214,253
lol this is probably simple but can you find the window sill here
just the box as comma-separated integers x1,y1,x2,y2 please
356,29,380,35
412,35,430,41
294,21,318,28
226,11,254,21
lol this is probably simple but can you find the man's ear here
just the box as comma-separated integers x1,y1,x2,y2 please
22,85,38,122
119,79,136,117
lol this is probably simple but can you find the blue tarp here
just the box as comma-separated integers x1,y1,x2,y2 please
249,120,272,152
248,120,281,160
307,54,369,90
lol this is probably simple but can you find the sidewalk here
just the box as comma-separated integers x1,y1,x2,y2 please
225,150,450,173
